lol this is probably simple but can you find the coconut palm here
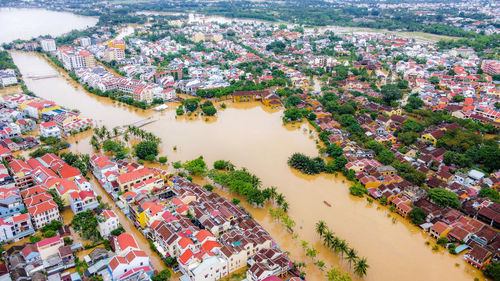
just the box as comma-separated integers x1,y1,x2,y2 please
326,268,341,281
301,240,309,250
338,240,348,258
123,133,129,143
282,202,289,212
276,194,285,207
331,236,341,253
113,127,119,137
323,230,334,248
268,186,278,201
346,248,358,267
315,220,327,238
354,258,369,278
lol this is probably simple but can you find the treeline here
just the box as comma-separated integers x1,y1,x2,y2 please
0,51,18,72
437,34,500,54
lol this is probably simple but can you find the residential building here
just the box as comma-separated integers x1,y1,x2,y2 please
97,209,120,238
40,39,57,52
40,122,61,139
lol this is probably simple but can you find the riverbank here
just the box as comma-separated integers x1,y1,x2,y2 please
10,50,485,281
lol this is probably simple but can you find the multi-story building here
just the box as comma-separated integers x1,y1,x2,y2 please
108,40,126,50
97,209,120,238
0,187,25,218
40,39,57,52
68,190,99,214
117,167,158,193
24,192,60,229
0,213,35,242
481,60,500,75
104,48,125,62
59,48,96,71
108,233,153,281
40,121,61,139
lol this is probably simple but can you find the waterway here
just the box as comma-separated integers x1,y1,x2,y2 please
9,50,484,281
0,8,98,44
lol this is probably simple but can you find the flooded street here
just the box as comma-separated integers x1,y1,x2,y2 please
8,50,485,281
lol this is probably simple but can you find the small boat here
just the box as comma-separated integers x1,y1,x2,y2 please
323,201,332,207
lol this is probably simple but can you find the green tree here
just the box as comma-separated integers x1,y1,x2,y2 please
354,258,369,277
377,149,395,165
135,141,159,160
326,144,343,158
182,156,207,176
152,269,171,281
408,207,426,225
381,84,403,105
316,220,327,238
478,187,500,202
202,105,217,116
428,188,461,209
483,261,500,281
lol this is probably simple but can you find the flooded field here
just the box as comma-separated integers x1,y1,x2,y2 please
9,50,484,281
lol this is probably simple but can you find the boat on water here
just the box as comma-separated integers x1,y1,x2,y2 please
323,200,331,207
153,104,168,111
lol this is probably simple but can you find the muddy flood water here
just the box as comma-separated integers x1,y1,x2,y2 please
9,50,485,281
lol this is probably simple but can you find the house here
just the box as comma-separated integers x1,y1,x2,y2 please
37,236,64,260
117,168,158,193
40,122,61,139
0,213,34,242
25,192,60,229
421,130,444,146
430,222,450,239
68,190,98,214
0,187,25,218
464,244,492,268
98,210,120,238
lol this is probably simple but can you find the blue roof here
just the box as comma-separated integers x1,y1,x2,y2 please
454,244,469,254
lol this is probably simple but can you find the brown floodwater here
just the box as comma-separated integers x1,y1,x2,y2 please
10,51,484,281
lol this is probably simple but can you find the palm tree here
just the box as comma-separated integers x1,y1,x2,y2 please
331,236,341,253
301,240,309,250
326,268,341,281
281,202,289,212
315,220,327,238
323,230,334,248
276,194,285,207
123,133,129,144
113,127,119,137
354,257,369,278
338,240,348,258
268,186,278,201
346,248,358,267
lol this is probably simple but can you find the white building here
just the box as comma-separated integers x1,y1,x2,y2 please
40,121,61,139
40,39,57,52
98,209,120,238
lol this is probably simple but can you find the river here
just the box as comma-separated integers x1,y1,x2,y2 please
0,8,98,44
8,50,485,281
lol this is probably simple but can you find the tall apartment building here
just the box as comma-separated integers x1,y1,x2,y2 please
40,39,57,52
59,48,96,71
482,60,500,75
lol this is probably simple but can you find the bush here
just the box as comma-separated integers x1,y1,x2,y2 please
145,154,156,162
173,161,182,169
158,156,168,164
203,184,214,191
232,198,241,205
